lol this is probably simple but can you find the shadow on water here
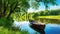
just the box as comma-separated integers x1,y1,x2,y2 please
30,24,45,34
29,20,45,34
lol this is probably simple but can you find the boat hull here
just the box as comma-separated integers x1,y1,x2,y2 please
30,23,45,34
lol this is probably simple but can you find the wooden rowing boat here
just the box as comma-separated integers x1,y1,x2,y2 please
29,20,45,34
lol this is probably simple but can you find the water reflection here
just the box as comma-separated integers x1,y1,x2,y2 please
39,18,60,24
29,19,60,34
13,19,60,34
13,21,39,34
45,24,60,34
30,24,60,34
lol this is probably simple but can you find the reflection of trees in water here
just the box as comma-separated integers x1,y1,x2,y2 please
39,18,60,24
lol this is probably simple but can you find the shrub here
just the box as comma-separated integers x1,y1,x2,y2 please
0,17,14,28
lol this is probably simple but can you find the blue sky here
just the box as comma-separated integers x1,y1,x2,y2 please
28,0,60,12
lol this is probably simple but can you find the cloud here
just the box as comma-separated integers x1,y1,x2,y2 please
49,5,60,10
28,5,60,13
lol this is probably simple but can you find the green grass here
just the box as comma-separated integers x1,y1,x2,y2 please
0,26,29,34
38,15,60,19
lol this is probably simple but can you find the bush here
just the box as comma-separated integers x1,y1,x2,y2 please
0,17,14,28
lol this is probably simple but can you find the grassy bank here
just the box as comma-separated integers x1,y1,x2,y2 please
38,15,60,19
0,26,29,34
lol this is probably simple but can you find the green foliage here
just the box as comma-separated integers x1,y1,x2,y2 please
20,30,29,34
13,9,60,21
0,26,29,34
0,0,58,34
0,0,30,19
0,0,57,21
31,0,57,9
14,12,28,21
0,17,8,26
0,17,14,28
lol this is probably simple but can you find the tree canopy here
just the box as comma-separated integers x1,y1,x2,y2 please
0,0,57,19
31,0,57,9
0,0,30,18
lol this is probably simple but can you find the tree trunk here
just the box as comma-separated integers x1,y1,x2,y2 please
3,0,9,17
0,0,2,18
3,2,7,16
7,10,13,19
7,0,18,19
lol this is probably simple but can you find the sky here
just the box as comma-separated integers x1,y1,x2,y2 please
28,0,60,13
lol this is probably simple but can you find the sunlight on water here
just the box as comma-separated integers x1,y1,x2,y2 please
13,21,39,34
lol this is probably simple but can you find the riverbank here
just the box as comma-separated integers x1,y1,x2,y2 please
38,15,60,19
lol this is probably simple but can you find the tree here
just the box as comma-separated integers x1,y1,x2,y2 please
31,0,57,10
0,0,57,19
0,0,2,18
0,0,30,27
0,0,30,19
0,0,57,27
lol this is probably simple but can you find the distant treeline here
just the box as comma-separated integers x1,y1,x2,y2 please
34,9,60,16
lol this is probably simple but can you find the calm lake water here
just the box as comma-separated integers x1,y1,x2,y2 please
13,19,60,34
